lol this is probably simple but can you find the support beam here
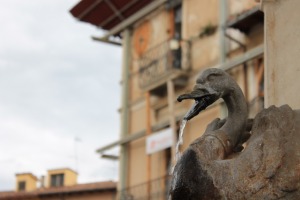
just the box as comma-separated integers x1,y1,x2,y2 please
224,33,246,51
99,0,140,27
219,45,263,71
76,0,104,20
96,115,184,154
91,36,122,46
92,0,167,44
104,0,125,21
99,0,167,40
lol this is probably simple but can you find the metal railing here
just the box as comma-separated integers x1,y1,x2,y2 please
138,39,190,89
118,175,171,200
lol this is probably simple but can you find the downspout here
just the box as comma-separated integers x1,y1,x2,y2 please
219,0,228,117
219,0,228,63
119,28,131,195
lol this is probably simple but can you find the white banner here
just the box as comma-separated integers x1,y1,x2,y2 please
146,128,173,155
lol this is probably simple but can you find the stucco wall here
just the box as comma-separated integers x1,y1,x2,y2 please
130,104,147,134
128,137,148,186
262,0,300,108
182,0,219,39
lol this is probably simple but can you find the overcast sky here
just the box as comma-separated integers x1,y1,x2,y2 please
0,0,122,191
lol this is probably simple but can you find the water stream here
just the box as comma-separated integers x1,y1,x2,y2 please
175,119,187,162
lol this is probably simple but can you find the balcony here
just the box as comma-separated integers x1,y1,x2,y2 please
138,39,190,94
227,6,264,34
118,175,171,200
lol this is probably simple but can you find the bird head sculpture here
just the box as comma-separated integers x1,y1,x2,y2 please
178,68,236,121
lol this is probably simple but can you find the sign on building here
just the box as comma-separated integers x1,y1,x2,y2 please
146,128,173,155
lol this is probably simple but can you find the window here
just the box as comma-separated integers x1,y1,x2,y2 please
18,181,26,191
50,174,64,187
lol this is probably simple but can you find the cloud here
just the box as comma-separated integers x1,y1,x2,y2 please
0,0,121,190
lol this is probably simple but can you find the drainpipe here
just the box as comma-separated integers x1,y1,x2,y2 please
219,0,228,117
119,28,131,195
219,0,228,63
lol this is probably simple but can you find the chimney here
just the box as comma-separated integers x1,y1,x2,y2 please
40,176,45,188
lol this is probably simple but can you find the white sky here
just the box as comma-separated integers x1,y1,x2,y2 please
0,0,122,191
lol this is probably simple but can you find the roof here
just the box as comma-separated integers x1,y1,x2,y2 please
70,0,153,31
38,181,116,196
0,191,36,199
15,173,38,181
47,167,78,174
0,181,116,199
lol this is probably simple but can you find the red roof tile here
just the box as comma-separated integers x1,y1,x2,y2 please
70,0,153,31
0,181,117,199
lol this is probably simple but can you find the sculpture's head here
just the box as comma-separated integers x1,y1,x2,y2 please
178,68,235,120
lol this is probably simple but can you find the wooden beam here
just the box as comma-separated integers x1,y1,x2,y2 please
101,0,168,39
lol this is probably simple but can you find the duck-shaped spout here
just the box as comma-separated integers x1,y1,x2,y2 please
178,68,248,151
169,68,300,199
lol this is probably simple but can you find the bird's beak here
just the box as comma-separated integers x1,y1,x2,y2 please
177,87,219,121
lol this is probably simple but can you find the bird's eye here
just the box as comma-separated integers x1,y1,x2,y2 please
207,74,216,81
207,73,221,81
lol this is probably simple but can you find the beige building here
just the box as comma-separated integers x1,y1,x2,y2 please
0,168,116,200
70,0,264,199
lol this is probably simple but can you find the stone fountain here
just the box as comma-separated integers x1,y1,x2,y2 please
169,68,300,200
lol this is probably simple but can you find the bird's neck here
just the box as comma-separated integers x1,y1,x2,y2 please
220,86,248,147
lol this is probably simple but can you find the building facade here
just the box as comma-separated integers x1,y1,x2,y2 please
70,0,264,199
0,168,116,200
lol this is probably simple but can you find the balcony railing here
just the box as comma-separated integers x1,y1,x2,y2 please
118,175,171,200
138,39,190,90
